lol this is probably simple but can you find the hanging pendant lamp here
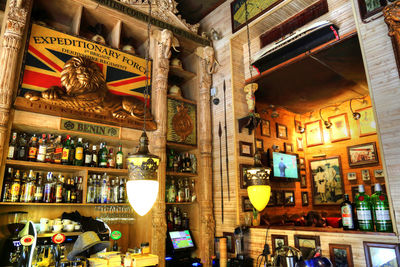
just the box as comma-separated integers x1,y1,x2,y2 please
126,0,160,216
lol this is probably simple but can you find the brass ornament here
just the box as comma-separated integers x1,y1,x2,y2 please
172,103,193,142
24,56,153,122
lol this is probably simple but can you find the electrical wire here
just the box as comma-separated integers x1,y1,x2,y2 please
256,226,270,267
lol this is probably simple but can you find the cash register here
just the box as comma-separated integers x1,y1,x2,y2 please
165,230,202,267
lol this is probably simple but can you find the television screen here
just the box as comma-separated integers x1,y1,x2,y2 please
169,230,195,250
272,152,299,179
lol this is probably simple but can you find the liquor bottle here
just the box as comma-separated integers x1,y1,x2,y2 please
36,134,47,163
95,175,101,203
43,172,54,203
70,178,77,203
69,139,75,165
184,153,191,172
76,176,83,203
100,173,108,203
7,132,18,160
108,148,115,168
55,175,64,203
98,143,108,168
371,183,393,232
355,185,373,231
74,138,84,166
173,154,179,172
182,212,189,229
19,172,28,202
341,194,355,230
111,178,119,203
28,134,38,161
91,145,98,167
10,170,21,202
45,134,55,163
61,135,71,165
106,176,111,204
191,179,196,202
53,135,63,164
65,178,73,203
167,149,175,171
167,179,176,203
184,179,190,202
84,143,92,166
177,180,184,203
190,154,197,174
17,133,28,161
20,170,33,203
116,144,124,169
2,167,13,202
118,178,126,203
34,174,44,203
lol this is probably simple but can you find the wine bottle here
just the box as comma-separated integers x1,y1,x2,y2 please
355,185,373,231
371,183,393,232
341,194,355,230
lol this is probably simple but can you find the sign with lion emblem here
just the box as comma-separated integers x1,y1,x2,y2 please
167,97,196,145
16,23,155,130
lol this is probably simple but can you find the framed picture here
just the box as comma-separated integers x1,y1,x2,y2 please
223,232,235,254
351,186,359,202
271,234,288,253
371,183,387,195
239,141,253,157
167,98,197,145
260,119,271,137
309,156,345,205
362,169,371,181
328,113,351,142
276,123,288,139
267,190,276,207
230,0,284,33
284,191,295,206
347,172,357,181
301,192,309,206
239,164,252,189
357,107,377,137
284,142,293,153
357,0,387,23
329,244,354,267
300,174,307,188
242,197,253,212
364,242,400,267
374,169,384,179
275,191,284,206
295,120,303,133
294,235,321,260
297,137,304,151
299,158,306,169
256,138,264,151
347,142,379,167
305,120,324,147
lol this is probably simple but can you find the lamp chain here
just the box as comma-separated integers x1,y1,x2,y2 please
244,1,253,81
143,0,152,133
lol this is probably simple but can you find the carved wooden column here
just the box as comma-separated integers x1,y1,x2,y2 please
0,0,32,164
384,1,400,78
150,29,173,267
196,46,216,266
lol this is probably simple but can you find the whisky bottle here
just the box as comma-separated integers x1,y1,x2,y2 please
184,179,190,202
371,183,393,232
76,176,83,203
28,134,38,161
74,138,84,166
108,148,115,168
55,175,64,203
69,139,75,165
53,135,63,164
10,170,21,202
116,144,124,169
341,194,355,230
7,132,18,159
61,136,71,165
45,134,55,163
118,178,126,203
17,133,28,161
191,179,196,202
34,174,44,203
91,145,98,167
98,143,108,168
84,143,92,166
36,134,47,163
2,167,13,202
43,172,53,203
355,185,373,231
177,180,184,203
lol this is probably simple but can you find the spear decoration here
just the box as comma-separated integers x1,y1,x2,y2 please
223,80,230,201
218,122,224,223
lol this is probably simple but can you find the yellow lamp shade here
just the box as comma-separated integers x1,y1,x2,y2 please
247,185,271,211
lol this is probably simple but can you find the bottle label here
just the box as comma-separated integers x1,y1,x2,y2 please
341,206,353,227
375,209,391,221
62,149,69,160
34,189,43,200
85,154,92,164
92,154,98,163
75,147,83,160
28,147,37,158
116,154,123,164
8,146,15,159
55,186,63,202
54,148,63,162
11,183,20,199
37,145,47,161
357,209,372,220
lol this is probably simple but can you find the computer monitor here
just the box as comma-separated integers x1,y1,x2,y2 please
168,230,195,251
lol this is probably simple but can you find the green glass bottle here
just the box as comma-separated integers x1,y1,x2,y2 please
61,135,71,165
355,185,373,231
74,138,84,166
116,144,124,169
371,183,393,232
98,142,108,168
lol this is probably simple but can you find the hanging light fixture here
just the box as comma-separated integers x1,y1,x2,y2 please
350,99,361,120
126,0,160,216
319,108,332,129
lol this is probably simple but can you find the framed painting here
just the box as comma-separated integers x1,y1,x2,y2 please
297,137,304,151
329,244,354,267
295,120,303,133
294,235,321,260
284,191,295,206
347,172,357,181
256,138,264,151
328,113,351,142
374,169,384,179
364,242,400,267
260,119,271,137
347,142,379,167
356,106,377,137
362,169,371,181
239,164,252,189
309,156,345,205
284,142,293,153
239,141,254,157
357,0,387,23
305,120,324,147
223,232,235,254
167,97,197,145
242,196,253,212
275,191,284,206
276,123,288,139
301,192,309,206
299,158,306,170
300,173,307,188
271,234,288,253
230,0,284,33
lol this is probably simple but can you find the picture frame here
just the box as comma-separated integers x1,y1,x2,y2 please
299,158,306,170
223,232,235,254
295,120,303,133
276,123,288,139
267,190,276,207
351,186,359,202
347,172,357,181
230,0,284,33
301,192,309,206
328,113,351,142
329,244,354,267
357,0,386,23
294,235,321,260
271,234,288,253
256,138,264,151
284,142,293,153
239,141,254,157
305,120,324,147
364,242,400,267
260,119,271,137
296,136,304,151
239,164,252,189
309,156,345,205
275,191,284,206
362,169,371,181
300,173,307,188
347,142,379,167
356,106,377,137
242,197,253,212
284,191,295,206
374,169,384,179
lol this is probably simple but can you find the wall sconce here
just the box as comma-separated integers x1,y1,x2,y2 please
319,109,332,129
295,114,305,133
210,28,222,40
350,99,361,120
270,105,279,118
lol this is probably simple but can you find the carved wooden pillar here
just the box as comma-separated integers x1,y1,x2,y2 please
384,1,400,78
150,29,173,267
196,46,216,266
0,0,32,164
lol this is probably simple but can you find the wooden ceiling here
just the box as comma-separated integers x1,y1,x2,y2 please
176,0,226,24
254,35,368,114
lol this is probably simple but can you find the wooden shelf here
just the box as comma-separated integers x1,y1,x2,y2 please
166,171,197,177
166,142,197,151
169,66,196,81
0,202,129,206
166,202,196,205
5,159,128,175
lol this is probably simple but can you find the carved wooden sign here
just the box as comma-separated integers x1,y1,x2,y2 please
167,97,196,145
60,118,121,138
16,23,156,130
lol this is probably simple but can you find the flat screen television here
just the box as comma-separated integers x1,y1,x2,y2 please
269,150,300,181
168,230,195,251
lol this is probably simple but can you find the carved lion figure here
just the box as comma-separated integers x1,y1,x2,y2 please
25,56,153,121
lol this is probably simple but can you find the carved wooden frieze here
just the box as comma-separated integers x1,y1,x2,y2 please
384,1,400,79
